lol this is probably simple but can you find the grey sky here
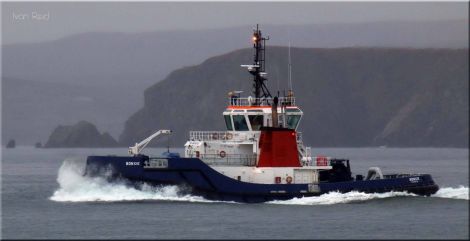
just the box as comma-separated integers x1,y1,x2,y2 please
1,1,468,44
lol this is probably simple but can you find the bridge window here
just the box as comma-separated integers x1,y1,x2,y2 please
224,115,233,131
233,115,249,131
286,108,301,113
286,115,301,129
248,115,264,130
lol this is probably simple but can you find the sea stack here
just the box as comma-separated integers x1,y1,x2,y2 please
45,121,119,148
6,139,16,148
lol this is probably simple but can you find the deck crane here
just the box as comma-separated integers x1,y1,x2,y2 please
128,130,172,156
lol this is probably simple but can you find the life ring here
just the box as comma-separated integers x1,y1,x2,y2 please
219,151,226,158
225,133,233,140
212,133,219,140
286,176,293,184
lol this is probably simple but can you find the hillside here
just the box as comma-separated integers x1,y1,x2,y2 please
2,21,467,145
120,47,468,147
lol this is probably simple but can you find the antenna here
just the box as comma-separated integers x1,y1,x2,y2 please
276,63,280,93
286,28,295,103
167,133,170,153
287,29,293,92
288,40,293,91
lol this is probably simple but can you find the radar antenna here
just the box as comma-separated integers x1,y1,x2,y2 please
241,24,272,104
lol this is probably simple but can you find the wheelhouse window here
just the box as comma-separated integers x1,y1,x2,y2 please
248,115,264,130
224,115,233,131
233,115,249,131
286,108,301,113
286,115,301,130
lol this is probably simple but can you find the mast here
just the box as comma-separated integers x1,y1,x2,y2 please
241,24,272,104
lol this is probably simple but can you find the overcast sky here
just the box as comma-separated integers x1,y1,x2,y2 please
2,1,468,44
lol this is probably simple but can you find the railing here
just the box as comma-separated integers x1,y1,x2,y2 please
229,96,296,107
383,174,422,179
301,156,331,167
190,131,297,142
189,131,256,142
188,153,257,166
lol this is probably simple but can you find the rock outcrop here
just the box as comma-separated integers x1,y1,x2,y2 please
45,121,118,148
6,139,15,148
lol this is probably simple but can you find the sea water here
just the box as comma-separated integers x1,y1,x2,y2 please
1,147,468,239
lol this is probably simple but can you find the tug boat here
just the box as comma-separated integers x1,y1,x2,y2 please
85,25,439,203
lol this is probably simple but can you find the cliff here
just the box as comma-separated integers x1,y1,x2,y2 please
120,47,468,147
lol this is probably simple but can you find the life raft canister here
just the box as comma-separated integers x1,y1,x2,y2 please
219,150,226,158
316,156,328,166
212,133,219,140
286,176,293,184
225,133,233,140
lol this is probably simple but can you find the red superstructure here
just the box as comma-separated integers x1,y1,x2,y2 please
257,128,301,167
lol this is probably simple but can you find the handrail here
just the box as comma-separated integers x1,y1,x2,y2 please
229,96,295,106
383,173,423,179
188,153,257,166
301,156,331,167
189,131,256,142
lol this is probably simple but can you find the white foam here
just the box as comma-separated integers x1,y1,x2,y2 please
49,159,215,203
268,186,469,205
268,191,416,205
432,186,469,200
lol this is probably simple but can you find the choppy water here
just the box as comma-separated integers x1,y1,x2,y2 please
2,147,469,239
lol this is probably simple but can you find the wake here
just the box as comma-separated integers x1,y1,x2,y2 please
50,159,468,204
49,159,215,203
268,191,416,205
268,186,468,205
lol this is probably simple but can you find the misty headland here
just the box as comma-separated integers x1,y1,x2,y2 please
2,21,468,148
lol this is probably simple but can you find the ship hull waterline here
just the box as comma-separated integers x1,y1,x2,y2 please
84,155,439,203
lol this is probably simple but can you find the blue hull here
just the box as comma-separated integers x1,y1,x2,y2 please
85,155,439,203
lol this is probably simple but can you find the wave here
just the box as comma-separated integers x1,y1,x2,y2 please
432,186,468,200
49,159,217,203
50,159,468,204
267,191,416,205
